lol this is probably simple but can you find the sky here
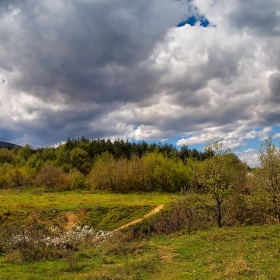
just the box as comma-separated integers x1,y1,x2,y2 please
0,0,280,166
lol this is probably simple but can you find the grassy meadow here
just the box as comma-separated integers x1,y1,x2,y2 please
0,189,280,279
0,189,174,229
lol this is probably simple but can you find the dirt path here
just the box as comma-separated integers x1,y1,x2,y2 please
113,205,164,232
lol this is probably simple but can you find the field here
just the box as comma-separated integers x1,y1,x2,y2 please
0,190,280,279
0,189,174,230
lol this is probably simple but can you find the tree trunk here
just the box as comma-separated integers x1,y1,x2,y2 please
216,199,222,228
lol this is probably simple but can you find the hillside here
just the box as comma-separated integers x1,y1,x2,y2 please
0,141,20,149
0,190,279,279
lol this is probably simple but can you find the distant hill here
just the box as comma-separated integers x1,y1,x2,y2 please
0,141,21,149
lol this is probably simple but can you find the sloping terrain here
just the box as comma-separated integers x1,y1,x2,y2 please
114,204,164,231
0,141,20,149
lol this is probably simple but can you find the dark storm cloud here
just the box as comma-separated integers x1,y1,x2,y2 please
0,0,184,104
269,72,280,101
0,127,20,143
0,0,193,146
229,0,280,36
6,101,120,147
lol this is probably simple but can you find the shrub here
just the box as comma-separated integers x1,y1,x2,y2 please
0,164,34,189
88,152,193,192
88,152,116,191
70,169,88,189
34,163,72,190
1,211,111,262
126,197,216,240
102,229,146,256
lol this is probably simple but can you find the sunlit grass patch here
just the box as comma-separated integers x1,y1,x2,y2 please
0,189,174,229
149,225,280,279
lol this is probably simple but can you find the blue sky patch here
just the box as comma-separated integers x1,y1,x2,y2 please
177,15,210,27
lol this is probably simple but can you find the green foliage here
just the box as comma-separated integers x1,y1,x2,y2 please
55,144,70,166
40,147,56,162
88,152,193,192
0,163,12,188
0,137,219,192
6,167,30,189
26,153,41,169
70,147,90,174
70,169,88,190
88,152,116,191
258,137,280,220
61,137,211,161
16,144,35,164
0,164,34,189
0,148,14,164
194,140,247,227
142,153,191,192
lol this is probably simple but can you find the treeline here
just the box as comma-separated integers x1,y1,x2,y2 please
0,137,214,192
63,137,212,162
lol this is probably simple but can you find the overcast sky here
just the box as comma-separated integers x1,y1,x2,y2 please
0,0,280,166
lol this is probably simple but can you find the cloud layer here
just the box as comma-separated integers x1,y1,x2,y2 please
0,0,280,158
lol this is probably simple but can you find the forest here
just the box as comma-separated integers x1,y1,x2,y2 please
0,137,215,192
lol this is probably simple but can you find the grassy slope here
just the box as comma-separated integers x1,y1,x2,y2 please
0,189,174,210
151,225,280,279
1,225,280,279
0,189,175,229
1,190,280,279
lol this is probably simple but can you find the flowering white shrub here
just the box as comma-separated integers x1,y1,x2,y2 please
5,225,112,250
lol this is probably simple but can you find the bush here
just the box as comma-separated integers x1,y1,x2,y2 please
70,169,88,189
0,163,12,188
88,152,193,192
0,164,34,189
0,211,111,263
34,163,72,190
88,152,116,191
126,196,216,240
226,193,276,225
142,153,192,192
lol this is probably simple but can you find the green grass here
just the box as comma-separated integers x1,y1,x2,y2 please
150,225,280,280
1,225,280,279
0,189,176,228
1,189,280,279
0,189,174,210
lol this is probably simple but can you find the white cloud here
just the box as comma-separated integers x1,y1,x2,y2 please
274,133,280,139
176,127,273,150
177,131,245,149
244,127,272,141
236,149,260,167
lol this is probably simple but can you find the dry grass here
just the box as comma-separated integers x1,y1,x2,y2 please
224,257,255,279
62,212,79,231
